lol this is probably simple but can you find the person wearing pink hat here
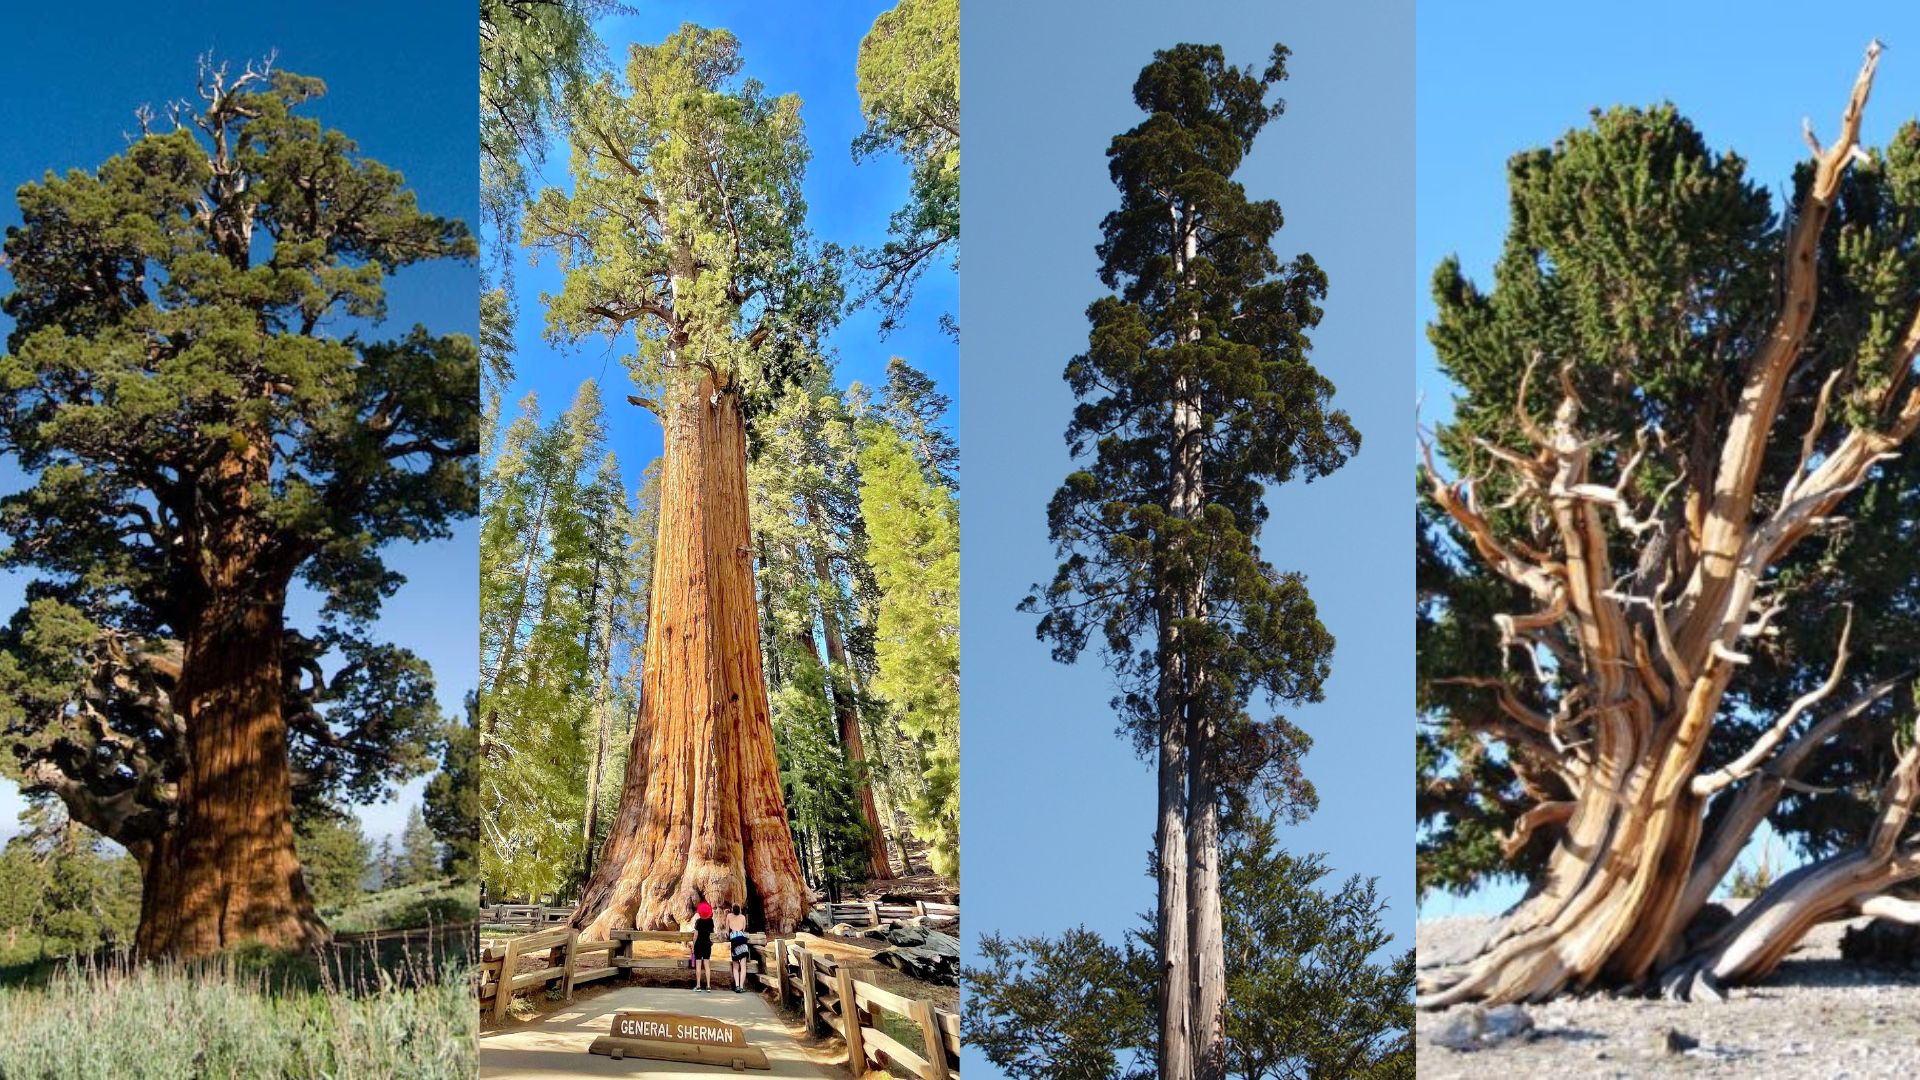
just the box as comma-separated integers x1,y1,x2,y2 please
692,901,717,992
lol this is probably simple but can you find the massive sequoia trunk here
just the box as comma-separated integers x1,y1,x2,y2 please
1420,44,1920,1006
136,446,325,959
572,374,809,936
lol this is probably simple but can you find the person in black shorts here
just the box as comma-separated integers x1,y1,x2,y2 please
727,904,751,992
693,900,716,992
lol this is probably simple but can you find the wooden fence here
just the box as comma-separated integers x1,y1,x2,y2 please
478,927,770,1023
757,938,961,1080
824,899,960,928
478,929,961,1077
479,904,575,928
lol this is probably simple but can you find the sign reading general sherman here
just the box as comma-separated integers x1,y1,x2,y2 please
607,1011,746,1047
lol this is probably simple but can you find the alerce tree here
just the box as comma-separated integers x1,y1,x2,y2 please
0,57,476,960
524,24,838,936
1418,43,1920,1004
1023,44,1359,1080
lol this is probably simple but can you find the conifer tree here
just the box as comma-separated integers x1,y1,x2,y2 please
1023,44,1357,1078
1418,43,1920,1004
524,24,838,934
0,57,474,960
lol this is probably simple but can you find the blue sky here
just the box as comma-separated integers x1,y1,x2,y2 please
1416,1,1920,917
960,1,1413,1072
497,0,958,495
0,0,477,845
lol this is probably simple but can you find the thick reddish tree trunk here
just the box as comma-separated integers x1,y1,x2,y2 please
135,589,325,959
573,374,809,936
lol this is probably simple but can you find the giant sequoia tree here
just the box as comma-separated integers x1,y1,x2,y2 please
1023,44,1358,1080
525,25,837,936
1417,43,1920,1004
0,58,475,959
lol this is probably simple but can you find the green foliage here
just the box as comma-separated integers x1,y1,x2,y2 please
479,384,649,900
0,815,141,963
770,655,876,892
425,693,482,881
523,23,841,408
858,413,960,875
325,879,477,935
1025,41,1356,822
395,807,443,890
1417,101,1920,896
964,820,1414,1080
294,812,374,911
0,59,475,863
853,0,959,333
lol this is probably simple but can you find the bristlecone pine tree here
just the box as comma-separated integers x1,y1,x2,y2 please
1024,43,1359,1080
524,24,839,936
0,57,475,960
1417,42,1920,1005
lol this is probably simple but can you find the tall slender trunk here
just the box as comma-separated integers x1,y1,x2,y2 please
806,528,894,881
582,579,618,884
571,374,807,936
136,447,324,959
482,476,552,760
1155,620,1194,1080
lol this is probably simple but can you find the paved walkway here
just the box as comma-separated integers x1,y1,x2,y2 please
480,983,840,1078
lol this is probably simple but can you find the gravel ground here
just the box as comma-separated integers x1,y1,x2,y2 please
1416,913,1920,1078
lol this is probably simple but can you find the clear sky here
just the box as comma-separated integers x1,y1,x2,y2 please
960,1,1414,1073
1415,1,1920,918
0,0,478,845
497,0,958,496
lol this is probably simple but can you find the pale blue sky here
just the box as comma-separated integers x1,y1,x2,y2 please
0,0,476,846
1416,1,1920,917
960,1,1414,1073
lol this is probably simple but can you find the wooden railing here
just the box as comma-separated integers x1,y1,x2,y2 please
757,939,960,1080
824,899,960,928
479,904,575,928
478,928,768,1023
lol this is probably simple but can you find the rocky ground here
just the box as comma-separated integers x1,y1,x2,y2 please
1417,912,1920,1078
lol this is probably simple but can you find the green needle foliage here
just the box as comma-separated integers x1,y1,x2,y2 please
854,0,959,334
964,821,1414,1080
0,58,475,864
1417,100,1920,899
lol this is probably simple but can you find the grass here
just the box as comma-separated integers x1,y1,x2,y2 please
0,881,480,1078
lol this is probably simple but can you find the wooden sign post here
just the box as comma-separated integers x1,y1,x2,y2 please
587,1010,771,1071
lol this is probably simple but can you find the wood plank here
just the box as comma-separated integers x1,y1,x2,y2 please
508,926,574,952
852,979,917,1019
572,965,618,985
861,1025,930,1075
509,965,566,990
799,948,818,1036
837,965,864,1072
558,928,581,1000
912,998,953,1080
587,1036,770,1071
491,933,523,1023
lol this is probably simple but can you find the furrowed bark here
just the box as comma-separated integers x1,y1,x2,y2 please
136,443,324,960
572,374,808,937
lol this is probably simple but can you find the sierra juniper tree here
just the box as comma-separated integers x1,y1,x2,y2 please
1023,43,1358,1080
0,57,474,959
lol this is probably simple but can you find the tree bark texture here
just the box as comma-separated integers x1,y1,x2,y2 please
1419,45,1920,1006
572,374,808,937
135,443,325,960
808,538,895,881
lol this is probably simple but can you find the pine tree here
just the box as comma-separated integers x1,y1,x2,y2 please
424,693,482,880
1022,44,1358,1079
296,811,376,910
0,57,475,960
1418,43,1920,1004
858,415,959,876
397,806,442,888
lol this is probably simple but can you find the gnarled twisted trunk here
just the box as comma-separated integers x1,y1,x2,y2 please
1421,45,1920,1006
573,373,808,936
